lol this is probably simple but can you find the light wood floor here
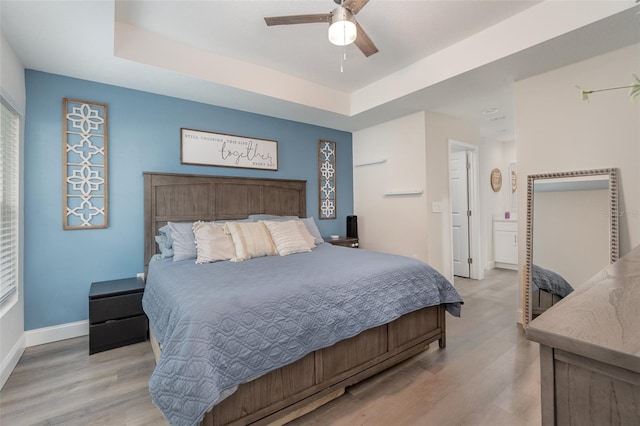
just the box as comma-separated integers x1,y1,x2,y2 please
0,268,540,426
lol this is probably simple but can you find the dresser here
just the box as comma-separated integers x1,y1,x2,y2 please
89,277,147,354
526,245,640,425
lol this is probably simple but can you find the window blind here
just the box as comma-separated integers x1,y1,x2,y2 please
0,100,19,305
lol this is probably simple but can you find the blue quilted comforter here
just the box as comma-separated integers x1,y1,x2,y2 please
143,244,463,425
532,264,574,298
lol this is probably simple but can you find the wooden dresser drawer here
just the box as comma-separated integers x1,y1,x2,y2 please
89,315,147,355
89,292,143,324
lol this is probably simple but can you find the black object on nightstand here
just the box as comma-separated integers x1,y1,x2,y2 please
324,236,359,248
89,277,147,355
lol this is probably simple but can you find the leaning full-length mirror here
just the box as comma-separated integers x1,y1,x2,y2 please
524,168,618,325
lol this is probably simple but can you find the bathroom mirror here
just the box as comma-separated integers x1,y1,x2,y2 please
523,168,618,326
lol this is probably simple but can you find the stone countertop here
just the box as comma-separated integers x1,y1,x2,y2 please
526,244,640,373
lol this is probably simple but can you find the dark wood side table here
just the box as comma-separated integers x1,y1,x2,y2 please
324,236,359,248
89,277,147,355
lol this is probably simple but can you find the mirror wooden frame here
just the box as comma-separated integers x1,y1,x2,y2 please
523,168,619,326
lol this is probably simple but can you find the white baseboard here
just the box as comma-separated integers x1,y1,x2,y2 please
0,333,25,390
25,320,89,348
487,261,496,270
495,262,518,271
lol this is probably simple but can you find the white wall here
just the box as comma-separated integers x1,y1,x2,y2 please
353,111,481,282
479,140,516,268
515,43,640,318
533,189,610,287
353,112,429,261
425,112,481,281
0,33,26,389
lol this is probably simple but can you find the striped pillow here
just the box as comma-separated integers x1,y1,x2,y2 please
262,220,313,256
224,221,277,262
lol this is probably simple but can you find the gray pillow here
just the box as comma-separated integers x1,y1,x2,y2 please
155,225,174,258
155,234,174,258
167,222,197,262
302,217,324,245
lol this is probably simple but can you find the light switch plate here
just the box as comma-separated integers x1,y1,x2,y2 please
432,202,443,213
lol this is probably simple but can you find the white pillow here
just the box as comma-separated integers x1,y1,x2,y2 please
224,221,277,262
192,221,236,264
262,220,312,256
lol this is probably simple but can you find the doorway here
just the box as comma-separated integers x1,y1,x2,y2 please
449,140,483,280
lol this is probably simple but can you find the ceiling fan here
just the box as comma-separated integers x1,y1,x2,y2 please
264,0,379,57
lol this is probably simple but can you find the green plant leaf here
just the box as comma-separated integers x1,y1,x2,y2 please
575,85,591,102
630,74,640,101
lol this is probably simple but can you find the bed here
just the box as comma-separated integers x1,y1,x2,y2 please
530,264,573,317
142,172,463,426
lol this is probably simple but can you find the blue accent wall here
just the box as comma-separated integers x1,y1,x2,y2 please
24,70,353,330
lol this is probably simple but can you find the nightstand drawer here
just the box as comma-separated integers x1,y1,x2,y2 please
89,315,147,355
89,292,143,324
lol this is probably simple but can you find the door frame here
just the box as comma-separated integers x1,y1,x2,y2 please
448,139,483,280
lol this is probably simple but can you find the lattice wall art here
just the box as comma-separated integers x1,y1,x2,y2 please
63,98,108,229
318,139,336,219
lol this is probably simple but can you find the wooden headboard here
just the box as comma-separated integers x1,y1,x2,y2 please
144,172,307,267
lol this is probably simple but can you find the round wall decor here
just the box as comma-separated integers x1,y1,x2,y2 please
490,168,502,192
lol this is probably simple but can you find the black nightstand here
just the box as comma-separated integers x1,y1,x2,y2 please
324,236,359,248
89,277,147,355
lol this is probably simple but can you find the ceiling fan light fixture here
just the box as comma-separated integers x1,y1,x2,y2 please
328,7,357,46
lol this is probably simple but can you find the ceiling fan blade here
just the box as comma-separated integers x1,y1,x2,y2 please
264,14,330,26
343,0,369,15
354,22,378,57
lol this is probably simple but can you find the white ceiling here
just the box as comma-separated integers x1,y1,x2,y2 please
2,1,639,141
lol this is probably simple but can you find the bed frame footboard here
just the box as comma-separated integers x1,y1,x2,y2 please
201,304,446,426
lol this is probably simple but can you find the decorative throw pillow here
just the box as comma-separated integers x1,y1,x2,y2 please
155,234,174,258
154,224,174,258
295,221,316,249
224,221,277,262
262,220,312,256
192,221,236,264
301,217,324,245
167,221,197,262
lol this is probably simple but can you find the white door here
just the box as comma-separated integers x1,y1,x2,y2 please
450,150,470,278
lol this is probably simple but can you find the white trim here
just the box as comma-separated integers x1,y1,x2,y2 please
383,189,423,196
495,262,518,271
354,159,387,167
487,261,496,270
0,333,24,390
25,320,89,348
0,87,25,118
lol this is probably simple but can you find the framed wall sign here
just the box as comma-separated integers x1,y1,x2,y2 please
181,128,278,171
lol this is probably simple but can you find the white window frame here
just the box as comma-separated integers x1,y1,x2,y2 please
0,97,20,312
